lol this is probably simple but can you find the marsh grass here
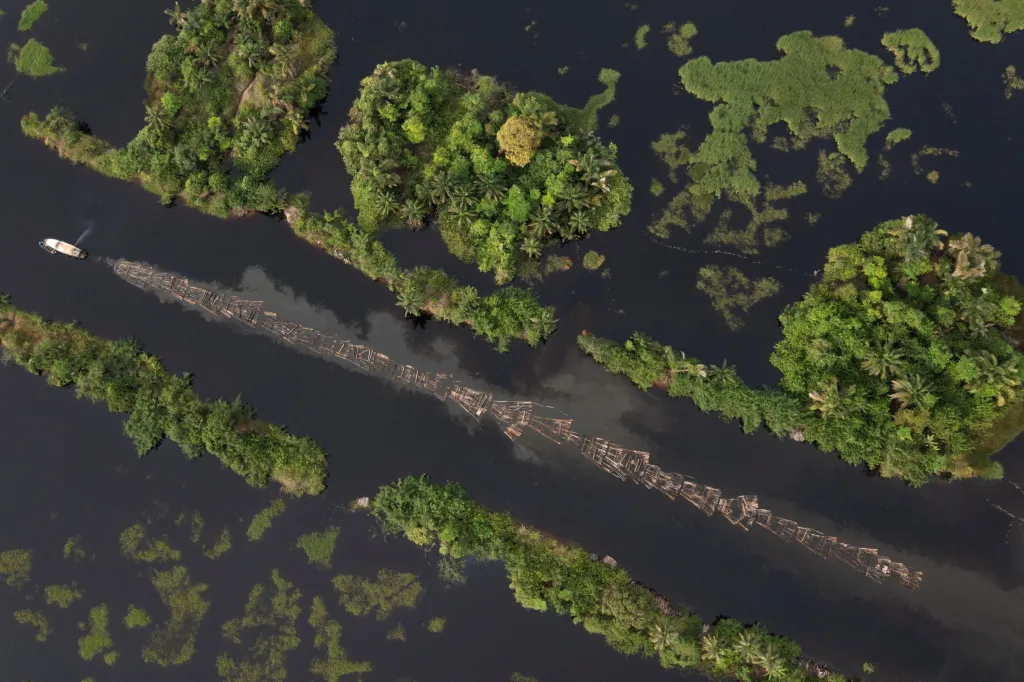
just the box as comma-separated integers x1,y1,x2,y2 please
663,21,698,57
9,39,62,77
44,583,83,608
14,609,51,642
881,29,940,74
218,569,302,682
296,527,339,569
308,596,373,681
143,566,210,666
884,128,913,150
635,24,650,49
119,522,181,563
332,569,423,620
697,266,781,330
952,0,1024,43
650,178,665,196
386,623,406,641
124,604,152,629
202,527,232,560
582,251,606,270
17,0,47,31
426,617,446,633
1004,65,1024,98
816,150,853,199
0,549,31,588
78,604,114,661
63,536,85,561
247,499,287,541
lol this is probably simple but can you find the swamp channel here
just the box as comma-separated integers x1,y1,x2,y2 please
1,0,1023,681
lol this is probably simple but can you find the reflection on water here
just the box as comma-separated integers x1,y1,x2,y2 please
109,257,923,590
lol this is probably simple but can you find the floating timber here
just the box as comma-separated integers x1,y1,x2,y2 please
108,258,925,592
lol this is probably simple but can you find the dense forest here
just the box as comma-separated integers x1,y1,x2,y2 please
580,215,1024,485
22,0,336,215
337,60,632,284
0,297,327,494
372,475,851,682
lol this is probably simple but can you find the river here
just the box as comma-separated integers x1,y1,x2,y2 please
1,0,1022,680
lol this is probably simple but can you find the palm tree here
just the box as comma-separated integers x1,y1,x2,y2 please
194,40,221,68
965,351,1021,406
753,642,788,681
395,282,426,316
731,630,760,663
889,374,934,410
164,2,188,27
520,237,541,259
144,103,172,135
401,198,428,229
649,622,679,653
45,106,75,132
959,296,1000,336
527,207,555,238
240,116,273,149
448,185,474,212
568,210,589,236
701,634,726,669
374,190,399,217
426,170,453,204
948,233,999,280
557,184,588,213
861,340,905,379
474,174,506,202
890,214,946,263
531,308,557,337
807,376,855,421
234,0,278,22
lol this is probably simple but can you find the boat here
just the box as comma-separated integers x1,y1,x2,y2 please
39,238,87,260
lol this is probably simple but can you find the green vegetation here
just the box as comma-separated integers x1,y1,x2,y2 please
844,15,856,27
120,522,182,563
884,127,912,150
582,251,606,270
23,0,335,214
0,300,328,494
0,549,32,588
426,616,446,633
78,604,114,662
511,674,538,682
308,596,373,681
337,60,631,285
816,151,853,199
247,498,287,541
386,623,406,641
663,21,698,57
952,0,1024,43
218,569,302,682
188,510,205,543
203,527,233,559
14,609,52,642
332,569,423,620
373,476,848,681
104,650,120,666
64,536,86,561
696,266,781,330
650,178,664,196
881,29,940,74
437,554,467,587
8,39,62,77
580,215,1024,483
863,661,875,674
557,65,569,75
143,566,210,666
1005,65,1024,97
17,0,47,31
635,24,650,49
125,604,152,629
653,31,900,250
44,583,83,608
295,526,339,569
911,146,959,178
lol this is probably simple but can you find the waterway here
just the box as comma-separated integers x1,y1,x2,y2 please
0,0,1022,680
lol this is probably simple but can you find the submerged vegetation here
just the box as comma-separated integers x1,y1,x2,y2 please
1004,65,1024,98
308,596,373,681
881,29,940,74
580,216,1024,484
332,569,423,620
8,38,62,77
121,522,182,563
0,300,328,494
373,475,850,681
0,549,32,588
144,566,211,666
696,266,781,331
337,59,632,284
23,0,336,214
952,0,1024,43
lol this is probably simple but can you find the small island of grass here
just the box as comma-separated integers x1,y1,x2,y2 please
17,0,48,31
580,215,1024,484
8,38,62,77
881,29,940,74
952,0,1024,44
337,59,632,285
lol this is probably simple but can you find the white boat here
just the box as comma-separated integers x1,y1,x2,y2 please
39,238,87,260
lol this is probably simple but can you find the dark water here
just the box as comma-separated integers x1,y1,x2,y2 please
1,0,1023,680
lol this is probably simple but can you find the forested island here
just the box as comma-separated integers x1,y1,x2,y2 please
337,60,632,284
0,296,327,494
22,0,337,214
580,216,1024,485
373,475,852,682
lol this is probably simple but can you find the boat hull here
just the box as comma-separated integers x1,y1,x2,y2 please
39,239,87,260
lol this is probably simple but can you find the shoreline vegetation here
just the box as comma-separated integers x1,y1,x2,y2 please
579,216,1024,485
372,475,854,682
0,297,328,494
952,0,1024,43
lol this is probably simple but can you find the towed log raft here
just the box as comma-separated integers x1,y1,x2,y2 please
111,258,924,591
